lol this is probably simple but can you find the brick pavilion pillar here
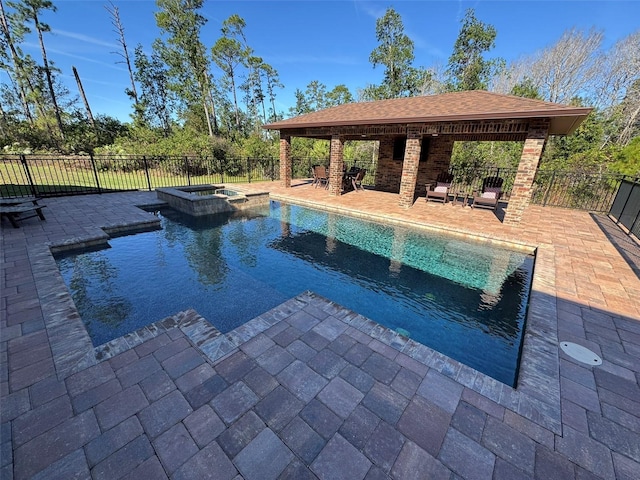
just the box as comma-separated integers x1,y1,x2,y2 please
398,128,422,208
504,119,550,225
279,134,291,188
328,134,345,196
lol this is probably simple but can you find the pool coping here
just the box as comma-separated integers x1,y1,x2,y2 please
33,200,562,435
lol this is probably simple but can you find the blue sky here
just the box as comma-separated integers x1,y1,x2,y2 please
8,0,640,123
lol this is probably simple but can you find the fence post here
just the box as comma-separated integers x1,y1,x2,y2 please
20,154,38,197
628,177,640,236
542,171,556,206
184,156,191,186
142,155,152,191
247,158,252,183
89,153,103,194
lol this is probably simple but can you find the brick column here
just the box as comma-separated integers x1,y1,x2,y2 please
279,135,291,188
398,128,422,208
328,135,345,196
504,119,550,225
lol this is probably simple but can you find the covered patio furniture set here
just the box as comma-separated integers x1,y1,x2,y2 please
425,173,504,210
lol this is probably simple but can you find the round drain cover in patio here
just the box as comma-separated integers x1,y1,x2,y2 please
559,341,602,366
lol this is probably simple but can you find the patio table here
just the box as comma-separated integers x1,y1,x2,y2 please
450,191,469,207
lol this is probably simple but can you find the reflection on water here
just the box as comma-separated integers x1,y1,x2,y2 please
269,230,527,341
55,201,533,386
62,253,132,329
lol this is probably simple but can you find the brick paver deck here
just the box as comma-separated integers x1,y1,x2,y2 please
1,183,639,479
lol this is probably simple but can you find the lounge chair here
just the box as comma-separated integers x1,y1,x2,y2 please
426,173,454,203
0,198,46,228
312,165,329,189
471,177,504,211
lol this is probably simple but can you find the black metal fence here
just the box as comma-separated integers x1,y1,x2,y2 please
293,159,632,213
609,178,640,239
530,170,631,212
1,153,636,215
0,154,278,198
447,166,518,200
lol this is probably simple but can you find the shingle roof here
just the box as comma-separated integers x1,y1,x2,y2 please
263,90,592,135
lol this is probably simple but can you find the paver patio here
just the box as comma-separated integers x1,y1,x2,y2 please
1,182,639,479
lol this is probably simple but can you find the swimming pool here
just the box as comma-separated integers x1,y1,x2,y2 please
55,201,533,386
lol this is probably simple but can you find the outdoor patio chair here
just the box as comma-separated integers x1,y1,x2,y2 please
351,169,366,192
471,176,504,211
312,165,329,188
425,172,454,203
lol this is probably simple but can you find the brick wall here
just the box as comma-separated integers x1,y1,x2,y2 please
374,137,403,192
418,136,454,196
374,135,454,198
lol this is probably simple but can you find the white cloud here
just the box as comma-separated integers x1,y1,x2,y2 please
52,29,118,49
42,46,128,72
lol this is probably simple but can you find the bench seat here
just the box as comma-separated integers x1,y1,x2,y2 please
0,203,47,228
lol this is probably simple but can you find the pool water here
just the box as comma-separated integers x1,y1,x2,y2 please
191,188,239,196
55,201,533,386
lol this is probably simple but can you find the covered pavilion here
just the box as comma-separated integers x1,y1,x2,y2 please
263,90,592,225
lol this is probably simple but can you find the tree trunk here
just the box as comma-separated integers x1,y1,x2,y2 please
32,7,64,139
619,102,640,146
193,75,214,137
203,70,219,134
203,98,214,138
0,0,33,124
105,1,138,104
0,101,6,134
231,73,240,130
73,66,96,129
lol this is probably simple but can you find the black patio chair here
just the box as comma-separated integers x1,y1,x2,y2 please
425,172,454,203
471,177,504,211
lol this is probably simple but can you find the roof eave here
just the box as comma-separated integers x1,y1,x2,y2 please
264,108,593,133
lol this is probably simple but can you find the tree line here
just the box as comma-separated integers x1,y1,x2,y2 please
0,2,638,175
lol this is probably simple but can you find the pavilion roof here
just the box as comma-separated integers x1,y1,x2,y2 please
263,90,592,135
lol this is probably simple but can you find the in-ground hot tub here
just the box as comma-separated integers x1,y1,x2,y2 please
156,185,269,216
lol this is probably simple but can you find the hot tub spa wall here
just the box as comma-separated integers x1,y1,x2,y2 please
156,186,269,216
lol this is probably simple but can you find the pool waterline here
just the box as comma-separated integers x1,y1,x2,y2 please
55,200,534,386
